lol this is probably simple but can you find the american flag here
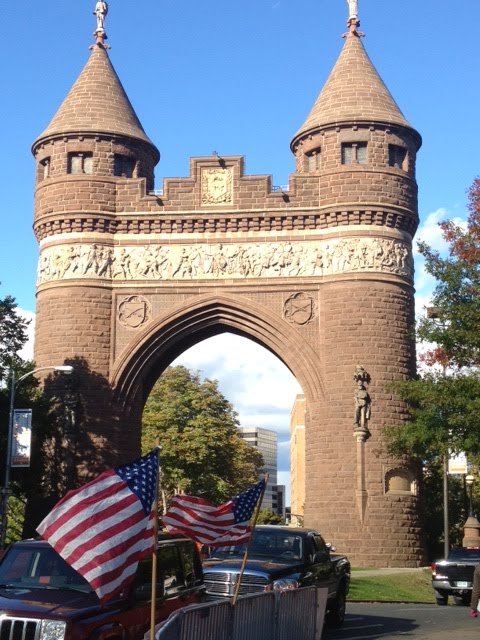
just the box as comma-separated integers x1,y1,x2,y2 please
37,449,159,603
163,480,265,547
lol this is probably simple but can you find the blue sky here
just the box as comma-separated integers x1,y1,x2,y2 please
2,1,477,500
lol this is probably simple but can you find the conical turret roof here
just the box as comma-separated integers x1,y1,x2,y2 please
33,44,158,154
292,32,417,147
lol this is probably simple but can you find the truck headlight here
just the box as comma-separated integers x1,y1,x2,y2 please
39,620,67,640
273,578,299,592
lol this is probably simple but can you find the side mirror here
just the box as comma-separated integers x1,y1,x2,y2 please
326,542,336,553
312,551,329,564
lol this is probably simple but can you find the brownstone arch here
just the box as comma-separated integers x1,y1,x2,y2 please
31,12,427,565
111,294,325,416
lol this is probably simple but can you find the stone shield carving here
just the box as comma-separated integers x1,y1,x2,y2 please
118,295,152,329
284,292,315,325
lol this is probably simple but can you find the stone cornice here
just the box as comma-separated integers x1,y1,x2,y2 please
33,206,418,242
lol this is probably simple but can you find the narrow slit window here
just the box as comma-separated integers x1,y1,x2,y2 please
307,149,321,172
114,154,135,178
341,142,367,165
68,153,93,175
388,144,407,169
39,158,50,181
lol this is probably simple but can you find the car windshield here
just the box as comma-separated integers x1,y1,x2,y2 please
211,531,303,561
0,545,93,592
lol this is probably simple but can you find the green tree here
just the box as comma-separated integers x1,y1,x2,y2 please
384,177,480,458
142,365,264,508
256,508,283,525
416,176,480,369
382,177,480,556
0,292,30,382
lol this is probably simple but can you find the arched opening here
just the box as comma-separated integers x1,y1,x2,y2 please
111,294,325,410
172,333,302,510
111,295,325,517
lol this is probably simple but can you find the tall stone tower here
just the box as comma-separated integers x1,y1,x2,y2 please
31,7,426,565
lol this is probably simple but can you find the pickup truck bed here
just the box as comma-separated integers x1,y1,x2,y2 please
431,547,480,605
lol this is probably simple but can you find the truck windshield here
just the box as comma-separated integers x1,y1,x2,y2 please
0,545,93,592
212,531,303,561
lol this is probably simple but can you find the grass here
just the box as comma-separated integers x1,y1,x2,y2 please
348,568,436,603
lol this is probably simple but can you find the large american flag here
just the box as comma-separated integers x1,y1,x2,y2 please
37,449,159,603
163,480,265,547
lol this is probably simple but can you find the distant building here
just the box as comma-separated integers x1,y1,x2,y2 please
239,427,280,513
290,395,305,526
273,484,286,519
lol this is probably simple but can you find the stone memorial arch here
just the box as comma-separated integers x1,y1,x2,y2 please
31,7,426,565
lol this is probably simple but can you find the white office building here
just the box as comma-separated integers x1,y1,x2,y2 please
239,426,284,516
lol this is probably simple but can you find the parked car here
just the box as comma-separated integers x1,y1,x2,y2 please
431,547,480,605
0,533,205,640
202,525,350,627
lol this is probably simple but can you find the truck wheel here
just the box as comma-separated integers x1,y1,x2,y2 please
453,595,471,606
326,586,346,628
435,593,448,606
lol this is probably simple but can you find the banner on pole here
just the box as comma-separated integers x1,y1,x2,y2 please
11,409,32,467
448,452,468,475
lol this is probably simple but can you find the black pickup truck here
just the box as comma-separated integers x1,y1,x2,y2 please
431,547,480,605
202,525,351,627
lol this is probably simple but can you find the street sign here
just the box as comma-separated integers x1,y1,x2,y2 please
448,452,468,475
11,409,32,467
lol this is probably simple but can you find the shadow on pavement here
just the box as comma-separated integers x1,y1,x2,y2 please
323,611,417,639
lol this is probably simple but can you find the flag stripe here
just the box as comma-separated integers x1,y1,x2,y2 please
163,480,265,548
37,449,159,604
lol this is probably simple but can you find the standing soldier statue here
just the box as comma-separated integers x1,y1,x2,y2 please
94,1,108,33
346,0,358,21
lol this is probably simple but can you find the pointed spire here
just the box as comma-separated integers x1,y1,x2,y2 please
291,9,418,150
33,41,158,156
33,1,158,159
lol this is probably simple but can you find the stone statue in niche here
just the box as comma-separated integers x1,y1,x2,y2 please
353,365,371,441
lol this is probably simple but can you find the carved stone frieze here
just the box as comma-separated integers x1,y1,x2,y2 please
37,236,413,284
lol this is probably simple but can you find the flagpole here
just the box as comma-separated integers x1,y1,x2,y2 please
232,474,268,607
150,450,160,640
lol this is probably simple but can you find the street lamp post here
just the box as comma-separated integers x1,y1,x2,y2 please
426,306,450,558
0,365,74,548
466,474,475,518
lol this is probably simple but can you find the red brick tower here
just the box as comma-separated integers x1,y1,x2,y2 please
31,8,426,565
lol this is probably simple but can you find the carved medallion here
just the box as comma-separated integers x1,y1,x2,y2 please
201,168,233,205
118,295,152,329
283,292,315,325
